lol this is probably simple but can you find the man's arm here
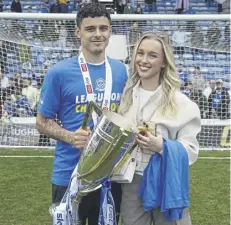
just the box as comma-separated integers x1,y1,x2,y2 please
36,113,91,149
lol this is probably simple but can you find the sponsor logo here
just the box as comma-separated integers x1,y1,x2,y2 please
56,213,64,225
81,64,88,72
86,84,93,94
106,204,114,225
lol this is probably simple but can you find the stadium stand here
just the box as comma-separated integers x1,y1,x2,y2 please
1,0,220,14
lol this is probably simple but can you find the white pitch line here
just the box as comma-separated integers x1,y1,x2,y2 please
0,156,230,159
199,157,230,160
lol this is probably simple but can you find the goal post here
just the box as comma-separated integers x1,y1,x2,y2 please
0,13,230,150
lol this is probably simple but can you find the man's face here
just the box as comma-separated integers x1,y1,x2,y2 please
209,80,216,89
76,17,111,56
216,82,223,90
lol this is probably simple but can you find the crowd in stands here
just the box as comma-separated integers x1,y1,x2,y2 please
0,0,230,124
0,0,229,14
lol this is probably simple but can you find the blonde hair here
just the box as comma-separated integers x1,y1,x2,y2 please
119,32,181,116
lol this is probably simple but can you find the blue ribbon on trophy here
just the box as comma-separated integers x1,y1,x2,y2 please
98,178,117,225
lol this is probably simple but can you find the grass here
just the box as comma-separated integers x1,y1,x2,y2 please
0,149,229,225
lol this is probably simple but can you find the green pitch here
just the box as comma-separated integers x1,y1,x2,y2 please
0,149,229,225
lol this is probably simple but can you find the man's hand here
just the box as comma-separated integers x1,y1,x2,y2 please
70,127,91,150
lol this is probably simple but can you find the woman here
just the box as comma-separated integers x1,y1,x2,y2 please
118,32,201,225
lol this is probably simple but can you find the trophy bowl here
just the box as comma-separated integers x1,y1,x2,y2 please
76,101,137,197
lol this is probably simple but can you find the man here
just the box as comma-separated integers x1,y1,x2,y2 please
50,0,60,13
172,25,187,55
0,0,3,12
10,0,22,12
188,66,206,92
203,79,216,100
208,79,230,119
36,3,127,225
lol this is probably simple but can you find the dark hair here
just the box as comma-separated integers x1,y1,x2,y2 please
76,3,111,28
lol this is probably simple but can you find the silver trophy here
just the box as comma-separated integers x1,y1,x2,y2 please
75,101,137,200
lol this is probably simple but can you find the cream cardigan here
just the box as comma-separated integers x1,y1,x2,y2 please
123,80,201,174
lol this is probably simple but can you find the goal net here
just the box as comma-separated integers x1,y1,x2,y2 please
0,13,230,150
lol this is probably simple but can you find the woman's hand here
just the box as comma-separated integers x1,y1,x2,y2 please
136,131,163,153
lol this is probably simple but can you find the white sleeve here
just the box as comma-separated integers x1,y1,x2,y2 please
177,102,202,165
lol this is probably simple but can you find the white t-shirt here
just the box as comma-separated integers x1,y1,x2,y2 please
136,86,157,175
137,86,156,125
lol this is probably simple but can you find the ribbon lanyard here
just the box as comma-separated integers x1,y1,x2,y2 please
78,52,113,125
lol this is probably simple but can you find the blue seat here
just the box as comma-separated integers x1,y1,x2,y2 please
156,2,165,6
204,54,215,60
216,54,227,60
184,60,195,66
194,54,203,60
179,73,189,83
183,54,193,60
158,11,166,14
203,74,215,80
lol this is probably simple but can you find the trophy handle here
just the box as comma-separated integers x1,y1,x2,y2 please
82,101,103,130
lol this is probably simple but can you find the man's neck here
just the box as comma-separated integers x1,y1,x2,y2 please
81,49,105,64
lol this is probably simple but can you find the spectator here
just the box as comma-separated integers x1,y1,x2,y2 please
191,25,204,48
116,0,125,14
176,0,189,13
0,0,3,12
27,6,32,13
177,63,188,87
14,88,33,117
50,0,60,13
208,79,230,119
183,82,208,118
217,0,225,12
0,40,7,73
0,71,9,89
188,66,206,91
11,0,22,12
123,1,133,14
40,0,50,13
206,22,221,48
58,21,68,48
145,0,157,13
182,81,193,97
134,4,143,14
22,79,39,111
190,89,208,119
3,95,15,118
203,79,216,100
129,22,142,45
22,60,32,72
221,0,230,13
59,0,69,13
172,25,187,54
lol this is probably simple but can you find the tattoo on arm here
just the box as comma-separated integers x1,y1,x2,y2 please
36,114,73,145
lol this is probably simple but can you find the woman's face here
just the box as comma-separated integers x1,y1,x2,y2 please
135,38,165,81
